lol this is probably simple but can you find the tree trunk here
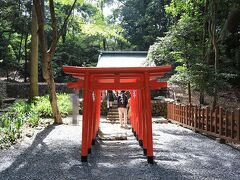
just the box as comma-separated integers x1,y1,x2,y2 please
33,0,62,124
24,33,29,83
45,61,62,123
199,91,204,105
6,33,12,81
33,0,77,124
17,33,23,64
210,0,219,108
62,25,67,43
103,38,107,50
100,1,107,51
188,81,191,105
30,4,39,100
199,0,209,105
14,33,24,81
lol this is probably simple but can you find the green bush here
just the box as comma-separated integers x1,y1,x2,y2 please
32,96,52,117
0,93,72,148
57,93,72,117
0,111,24,146
32,93,72,118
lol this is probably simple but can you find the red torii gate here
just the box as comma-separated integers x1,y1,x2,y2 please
63,65,171,164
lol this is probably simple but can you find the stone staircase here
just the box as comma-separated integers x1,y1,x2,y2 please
106,101,119,123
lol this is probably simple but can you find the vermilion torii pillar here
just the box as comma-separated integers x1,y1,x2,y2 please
63,65,171,164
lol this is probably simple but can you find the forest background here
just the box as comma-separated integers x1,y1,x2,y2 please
0,0,239,117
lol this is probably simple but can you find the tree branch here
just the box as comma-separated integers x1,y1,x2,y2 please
49,0,57,50
48,0,77,59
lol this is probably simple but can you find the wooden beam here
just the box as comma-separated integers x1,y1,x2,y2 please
63,65,172,74
149,81,167,89
67,80,84,89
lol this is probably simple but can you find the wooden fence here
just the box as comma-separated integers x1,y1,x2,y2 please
167,103,240,144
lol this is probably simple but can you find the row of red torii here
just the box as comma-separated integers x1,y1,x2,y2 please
63,65,171,164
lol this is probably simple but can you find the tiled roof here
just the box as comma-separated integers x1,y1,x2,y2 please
97,51,154,67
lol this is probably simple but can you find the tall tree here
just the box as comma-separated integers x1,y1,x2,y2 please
120,0,171,50
208,0,219,108
97,0,114,50
33,0,78,124
30,3,39,100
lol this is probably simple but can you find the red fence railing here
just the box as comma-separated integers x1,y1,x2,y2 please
167,103,240,143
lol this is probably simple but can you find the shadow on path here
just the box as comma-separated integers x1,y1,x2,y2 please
0,122,239,179
0,123,191,180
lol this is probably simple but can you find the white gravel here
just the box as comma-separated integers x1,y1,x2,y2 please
0,116,240,180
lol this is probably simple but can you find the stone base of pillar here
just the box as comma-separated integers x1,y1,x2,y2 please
81,156,88,162
147,156,154,164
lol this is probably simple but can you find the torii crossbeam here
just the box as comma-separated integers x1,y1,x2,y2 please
63,65,171,163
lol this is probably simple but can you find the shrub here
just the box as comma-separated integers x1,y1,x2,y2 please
0,93,72,148
0,111,24,146
32,96,52,117
33,93,72,118
57,93,72,117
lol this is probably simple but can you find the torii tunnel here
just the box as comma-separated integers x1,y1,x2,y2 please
63,65,171,164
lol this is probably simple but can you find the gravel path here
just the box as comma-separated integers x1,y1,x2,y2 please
0,116,240,180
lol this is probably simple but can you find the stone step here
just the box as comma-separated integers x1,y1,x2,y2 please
108,108,118,111
102,120,120,124
107,119,119,122
3,98,16,104
107,117,119,121
107,105,120,121
106,119,119,122
107,115,119,119
107,116,119,119
108,110,118,113
111,104,118,107
107,114,119,117
107,112,119,115
107,116,118,119
107,117,119,120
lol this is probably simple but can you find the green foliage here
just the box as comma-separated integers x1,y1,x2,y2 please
0,100,28,146
0,93,72,148
147,33,176,66
32,96,52,118
32,93,72,118
0,0,31,80
55,0,84,6
0,0,130,82
148,0,240,104
56,93,72,117
148,13,203,81
53,35,100,82
119,0,172,50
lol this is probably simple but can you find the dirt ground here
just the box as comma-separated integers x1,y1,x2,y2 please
168,83,240,111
